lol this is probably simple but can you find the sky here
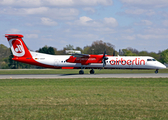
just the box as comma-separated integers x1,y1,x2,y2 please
0,0,168,53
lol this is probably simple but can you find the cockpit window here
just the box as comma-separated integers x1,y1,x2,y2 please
147,59,156,61
147,59,152,61
152,59,156,61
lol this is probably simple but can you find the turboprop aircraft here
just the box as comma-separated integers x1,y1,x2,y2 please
5,34,166,74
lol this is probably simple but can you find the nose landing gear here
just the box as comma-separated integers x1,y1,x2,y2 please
155,69,158,74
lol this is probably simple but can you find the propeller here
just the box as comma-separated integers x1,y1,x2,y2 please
113,51,115,56
102,50,108,68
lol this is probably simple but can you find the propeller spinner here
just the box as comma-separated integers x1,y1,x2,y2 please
102,50,108,68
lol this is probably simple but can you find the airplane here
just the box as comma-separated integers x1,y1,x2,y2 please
5,34,166,74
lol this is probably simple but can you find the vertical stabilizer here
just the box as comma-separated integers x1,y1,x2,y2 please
5,34,32,58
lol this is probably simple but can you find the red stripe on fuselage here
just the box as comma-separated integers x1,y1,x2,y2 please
62,67,74,69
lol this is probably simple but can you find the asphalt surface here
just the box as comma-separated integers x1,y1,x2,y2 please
0,73,168,79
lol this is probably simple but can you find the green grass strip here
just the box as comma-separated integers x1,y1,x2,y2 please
0,78,168,119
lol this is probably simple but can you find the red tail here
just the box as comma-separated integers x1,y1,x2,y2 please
5,34,32,58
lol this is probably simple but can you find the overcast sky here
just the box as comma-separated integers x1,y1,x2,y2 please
1,0,168,53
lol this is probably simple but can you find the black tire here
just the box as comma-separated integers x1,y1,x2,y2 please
90,69,94,74
155,69,158,74
79,70,84,74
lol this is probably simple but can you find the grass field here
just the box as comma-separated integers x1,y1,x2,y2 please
0,78,168,119
0,68,168,74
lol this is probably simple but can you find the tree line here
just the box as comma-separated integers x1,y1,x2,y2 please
0,40,168,69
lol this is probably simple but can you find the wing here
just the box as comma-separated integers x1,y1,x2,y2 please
71,53,90,58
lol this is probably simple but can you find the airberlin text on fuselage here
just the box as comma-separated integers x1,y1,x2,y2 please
110,58,145,65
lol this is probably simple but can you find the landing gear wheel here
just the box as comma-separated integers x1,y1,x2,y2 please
155,69,158,74
79,70,84,74
90,69,95,74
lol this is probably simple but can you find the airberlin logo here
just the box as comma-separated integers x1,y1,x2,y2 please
110,58,145,65
9,39,25,57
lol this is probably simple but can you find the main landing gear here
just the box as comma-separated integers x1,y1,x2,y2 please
79,69,95,74
90,69,94,74
79,70,84,74
155,69,158,74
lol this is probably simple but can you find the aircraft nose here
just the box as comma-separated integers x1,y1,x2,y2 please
163,64,167,69
155,62,167,69
160,63,166,69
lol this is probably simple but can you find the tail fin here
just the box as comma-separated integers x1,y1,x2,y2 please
5,34,32,58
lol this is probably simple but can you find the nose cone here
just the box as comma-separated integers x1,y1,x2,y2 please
162,64,167,69
158,63,166,69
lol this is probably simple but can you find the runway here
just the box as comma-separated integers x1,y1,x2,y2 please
0,73,168,79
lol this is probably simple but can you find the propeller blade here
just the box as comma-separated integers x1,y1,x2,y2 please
113,51,115,56
103,59,106,68
103,49,106,58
